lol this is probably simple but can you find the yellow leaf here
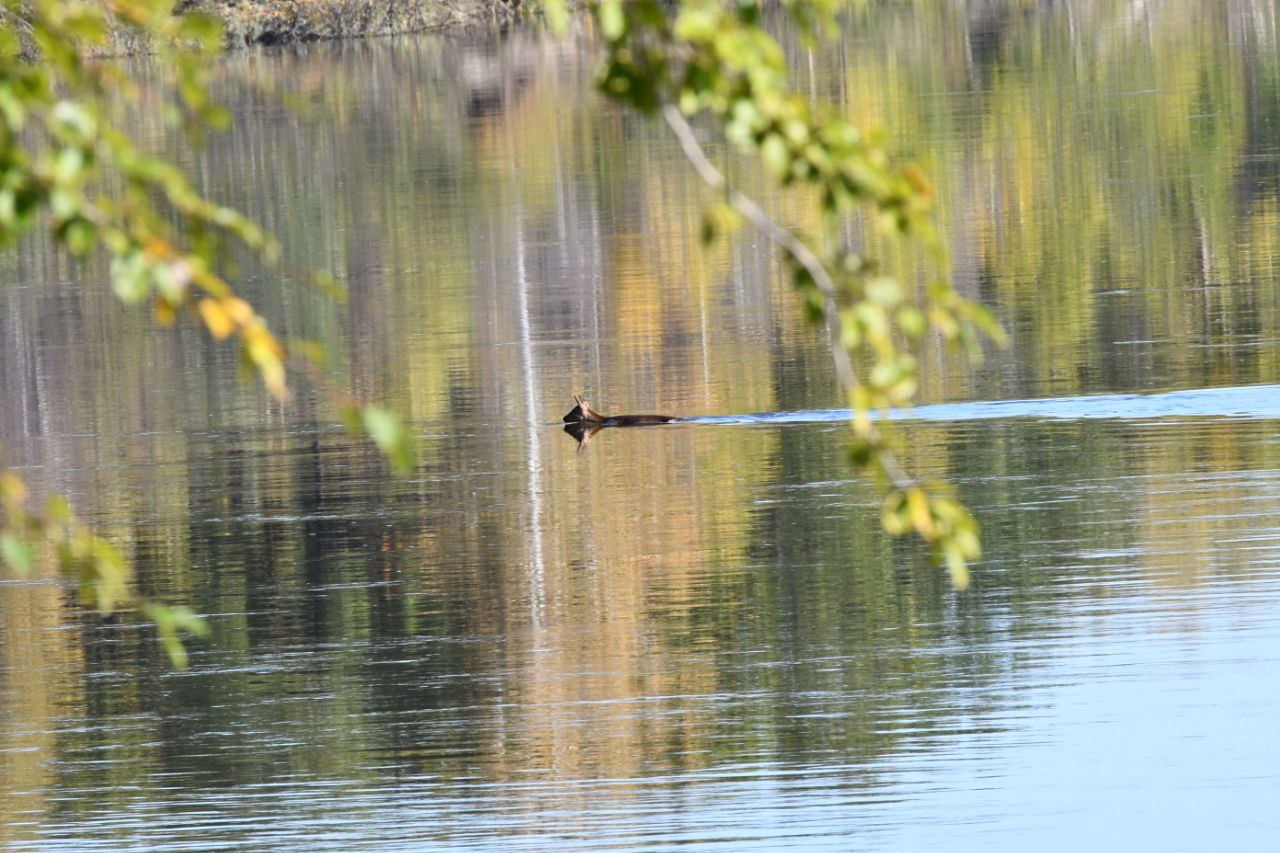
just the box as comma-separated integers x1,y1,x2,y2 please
0,472,28,503
246,333,289,401
262,364,288,401
198,297,233,340
142,236,170,259
153,297,176,326
946,549,971,590
907,488,935,538
903,164,933,198
224,297,254,325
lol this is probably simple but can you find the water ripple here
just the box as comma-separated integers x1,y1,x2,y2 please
692,384,1280,425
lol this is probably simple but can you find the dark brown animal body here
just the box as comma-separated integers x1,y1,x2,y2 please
563,395,682,427
562,395,682,447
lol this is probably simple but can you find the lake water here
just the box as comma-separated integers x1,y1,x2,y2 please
3,2,1280,849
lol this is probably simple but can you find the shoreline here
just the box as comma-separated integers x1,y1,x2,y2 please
200,0,520,47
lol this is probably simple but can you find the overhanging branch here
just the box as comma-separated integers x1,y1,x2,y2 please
660,102,914,489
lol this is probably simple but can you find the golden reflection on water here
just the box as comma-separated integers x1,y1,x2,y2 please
0,582,82,847
495,423,779,783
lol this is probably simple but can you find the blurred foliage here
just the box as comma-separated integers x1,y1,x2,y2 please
0,0,414,663
568,0,1003,586
1,462,211,663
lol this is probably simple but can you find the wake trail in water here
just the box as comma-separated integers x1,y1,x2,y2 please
685,384,1280,426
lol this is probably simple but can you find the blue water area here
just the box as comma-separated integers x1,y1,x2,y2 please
691,384,1280,426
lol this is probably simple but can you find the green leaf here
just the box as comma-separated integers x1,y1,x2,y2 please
675,7,718,42
838,309,861,349
51,101,96,141
880,490,909,535
152,260,192,303
869,357,904,390
110,251,152,304
11,188,38,230
761,133,789,177
897,306,925,338
599,0,626,41
541,0,569,37
865,276,902,307
89,539,130,614
945,547,971,590
0,28,20,60
0,83,26,130
361,406,415,475
731,98,764,134
0,189,15,228
142,603,210,670
57,218,96,255
0,533,34,575
49,187,79,219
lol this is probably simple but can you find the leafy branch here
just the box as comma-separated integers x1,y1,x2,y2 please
582,0,1006,586
0,0,415,662
0,466,209,666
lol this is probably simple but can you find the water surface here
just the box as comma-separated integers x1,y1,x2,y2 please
2,2,1280,849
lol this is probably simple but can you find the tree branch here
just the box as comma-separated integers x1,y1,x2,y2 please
661,103,855,390
660,102,914,490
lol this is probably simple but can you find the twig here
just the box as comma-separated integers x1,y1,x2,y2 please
660,102,913,489
661,103,855,391
0,5,34,32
